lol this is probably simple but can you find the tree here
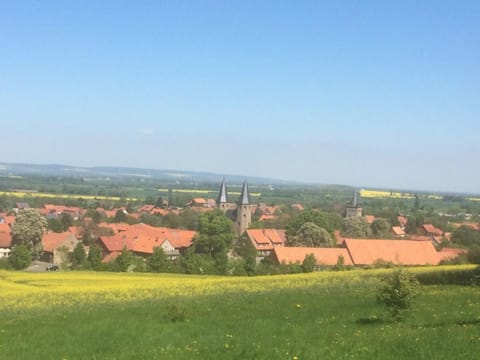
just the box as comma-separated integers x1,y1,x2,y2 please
235,234,257,275
467,245,480,264
87,244,103,270
286,210,335,239
302,253,316,273
92,210,102,225
371,218,391,238
60,213,74,231
342,217,370,238
115,247,134,272
376,269,419,320
451,226,480,247
11,209,47,259
288,222,334,247
47,218,64,233
147,247,170,272
194,210,235,257
9,245,32,270
71,242,86,269
114,209,128,223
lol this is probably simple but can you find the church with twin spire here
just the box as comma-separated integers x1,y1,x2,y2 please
216,178,254,235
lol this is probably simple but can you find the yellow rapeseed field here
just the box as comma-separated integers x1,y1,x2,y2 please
0,265,474,311
359,189,443,200
0,191,138,201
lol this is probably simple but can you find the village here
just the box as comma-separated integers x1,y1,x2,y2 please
1,178,476,273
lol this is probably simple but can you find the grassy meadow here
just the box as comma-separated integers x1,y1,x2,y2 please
1,267,479,359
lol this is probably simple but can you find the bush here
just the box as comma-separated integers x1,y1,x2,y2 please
8,245,32,270
376,269,419,320
302,253,316,273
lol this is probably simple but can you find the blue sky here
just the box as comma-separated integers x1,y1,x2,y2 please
1,1,479,192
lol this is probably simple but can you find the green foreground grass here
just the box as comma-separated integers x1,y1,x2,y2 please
1,270,480,359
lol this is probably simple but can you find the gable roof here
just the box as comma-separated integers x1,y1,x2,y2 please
99,223,196,255
273,246,353,266
0,224,12,248
392,226,406,236
422,224,443,236
42,231,78,253
245,229,286,251
344,238,441,265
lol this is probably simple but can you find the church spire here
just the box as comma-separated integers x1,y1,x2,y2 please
216,177,228,204
352,189,358,207
238,180,250,205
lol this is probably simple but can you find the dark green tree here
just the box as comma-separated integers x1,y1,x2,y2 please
147,247,170,272
451,226,480,246
115,247,134,272
47,218,64,233
342,217,370,238
87,244,103,270
286,210,335,239
71,242,86,269
60,213,74,231
302,253,316,273
8,245,32,270
11,209,47,259
371,218,391,238
288,222,334,247
114,209,128,223
194,210,235,257
235,234,257,275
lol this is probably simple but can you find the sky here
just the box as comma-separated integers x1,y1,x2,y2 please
0,1,479,193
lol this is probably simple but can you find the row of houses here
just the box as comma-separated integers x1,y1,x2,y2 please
244,228,464,267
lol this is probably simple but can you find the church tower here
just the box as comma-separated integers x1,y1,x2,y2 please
345,189,363,218
216,177,229,212
236,180,254,235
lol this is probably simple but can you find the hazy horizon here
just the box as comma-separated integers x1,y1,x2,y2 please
1,1,479,193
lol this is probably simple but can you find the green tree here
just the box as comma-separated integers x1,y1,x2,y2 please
115,247,134,272
288,222,334,247
60,213,74,231
114,209,128,223
87,244,103,270
8,245,32,270
47,218,64,233
342,217,370,238
194,210,235,257
451,225,480,246
376,269,419,320
11,209,47,259
235,234,257,275
71,242,86,269
286,210,335,238
92,210,102,224
371,218,391,238
302,253,316,273
147,247,170,272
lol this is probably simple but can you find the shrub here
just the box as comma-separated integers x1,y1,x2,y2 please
8,245,32,270
302,253,316,273
376,269,419,320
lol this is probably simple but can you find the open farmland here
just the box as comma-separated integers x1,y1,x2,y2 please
1,267,479,359
0,191,138,202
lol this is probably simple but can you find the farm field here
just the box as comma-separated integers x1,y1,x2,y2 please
1,267,479,359
360,189,443,200
0,191,138,202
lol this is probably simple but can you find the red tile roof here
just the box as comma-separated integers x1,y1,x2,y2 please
273,246,353,266
102,251,121,263
0,224,12,248
344,238,441,265
422,224,443,236
246,229,286,251
392,226,406,236
99,223,196,255
42,231,77,253
437,248,467,262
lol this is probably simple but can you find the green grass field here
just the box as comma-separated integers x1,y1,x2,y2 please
1,268,479,359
